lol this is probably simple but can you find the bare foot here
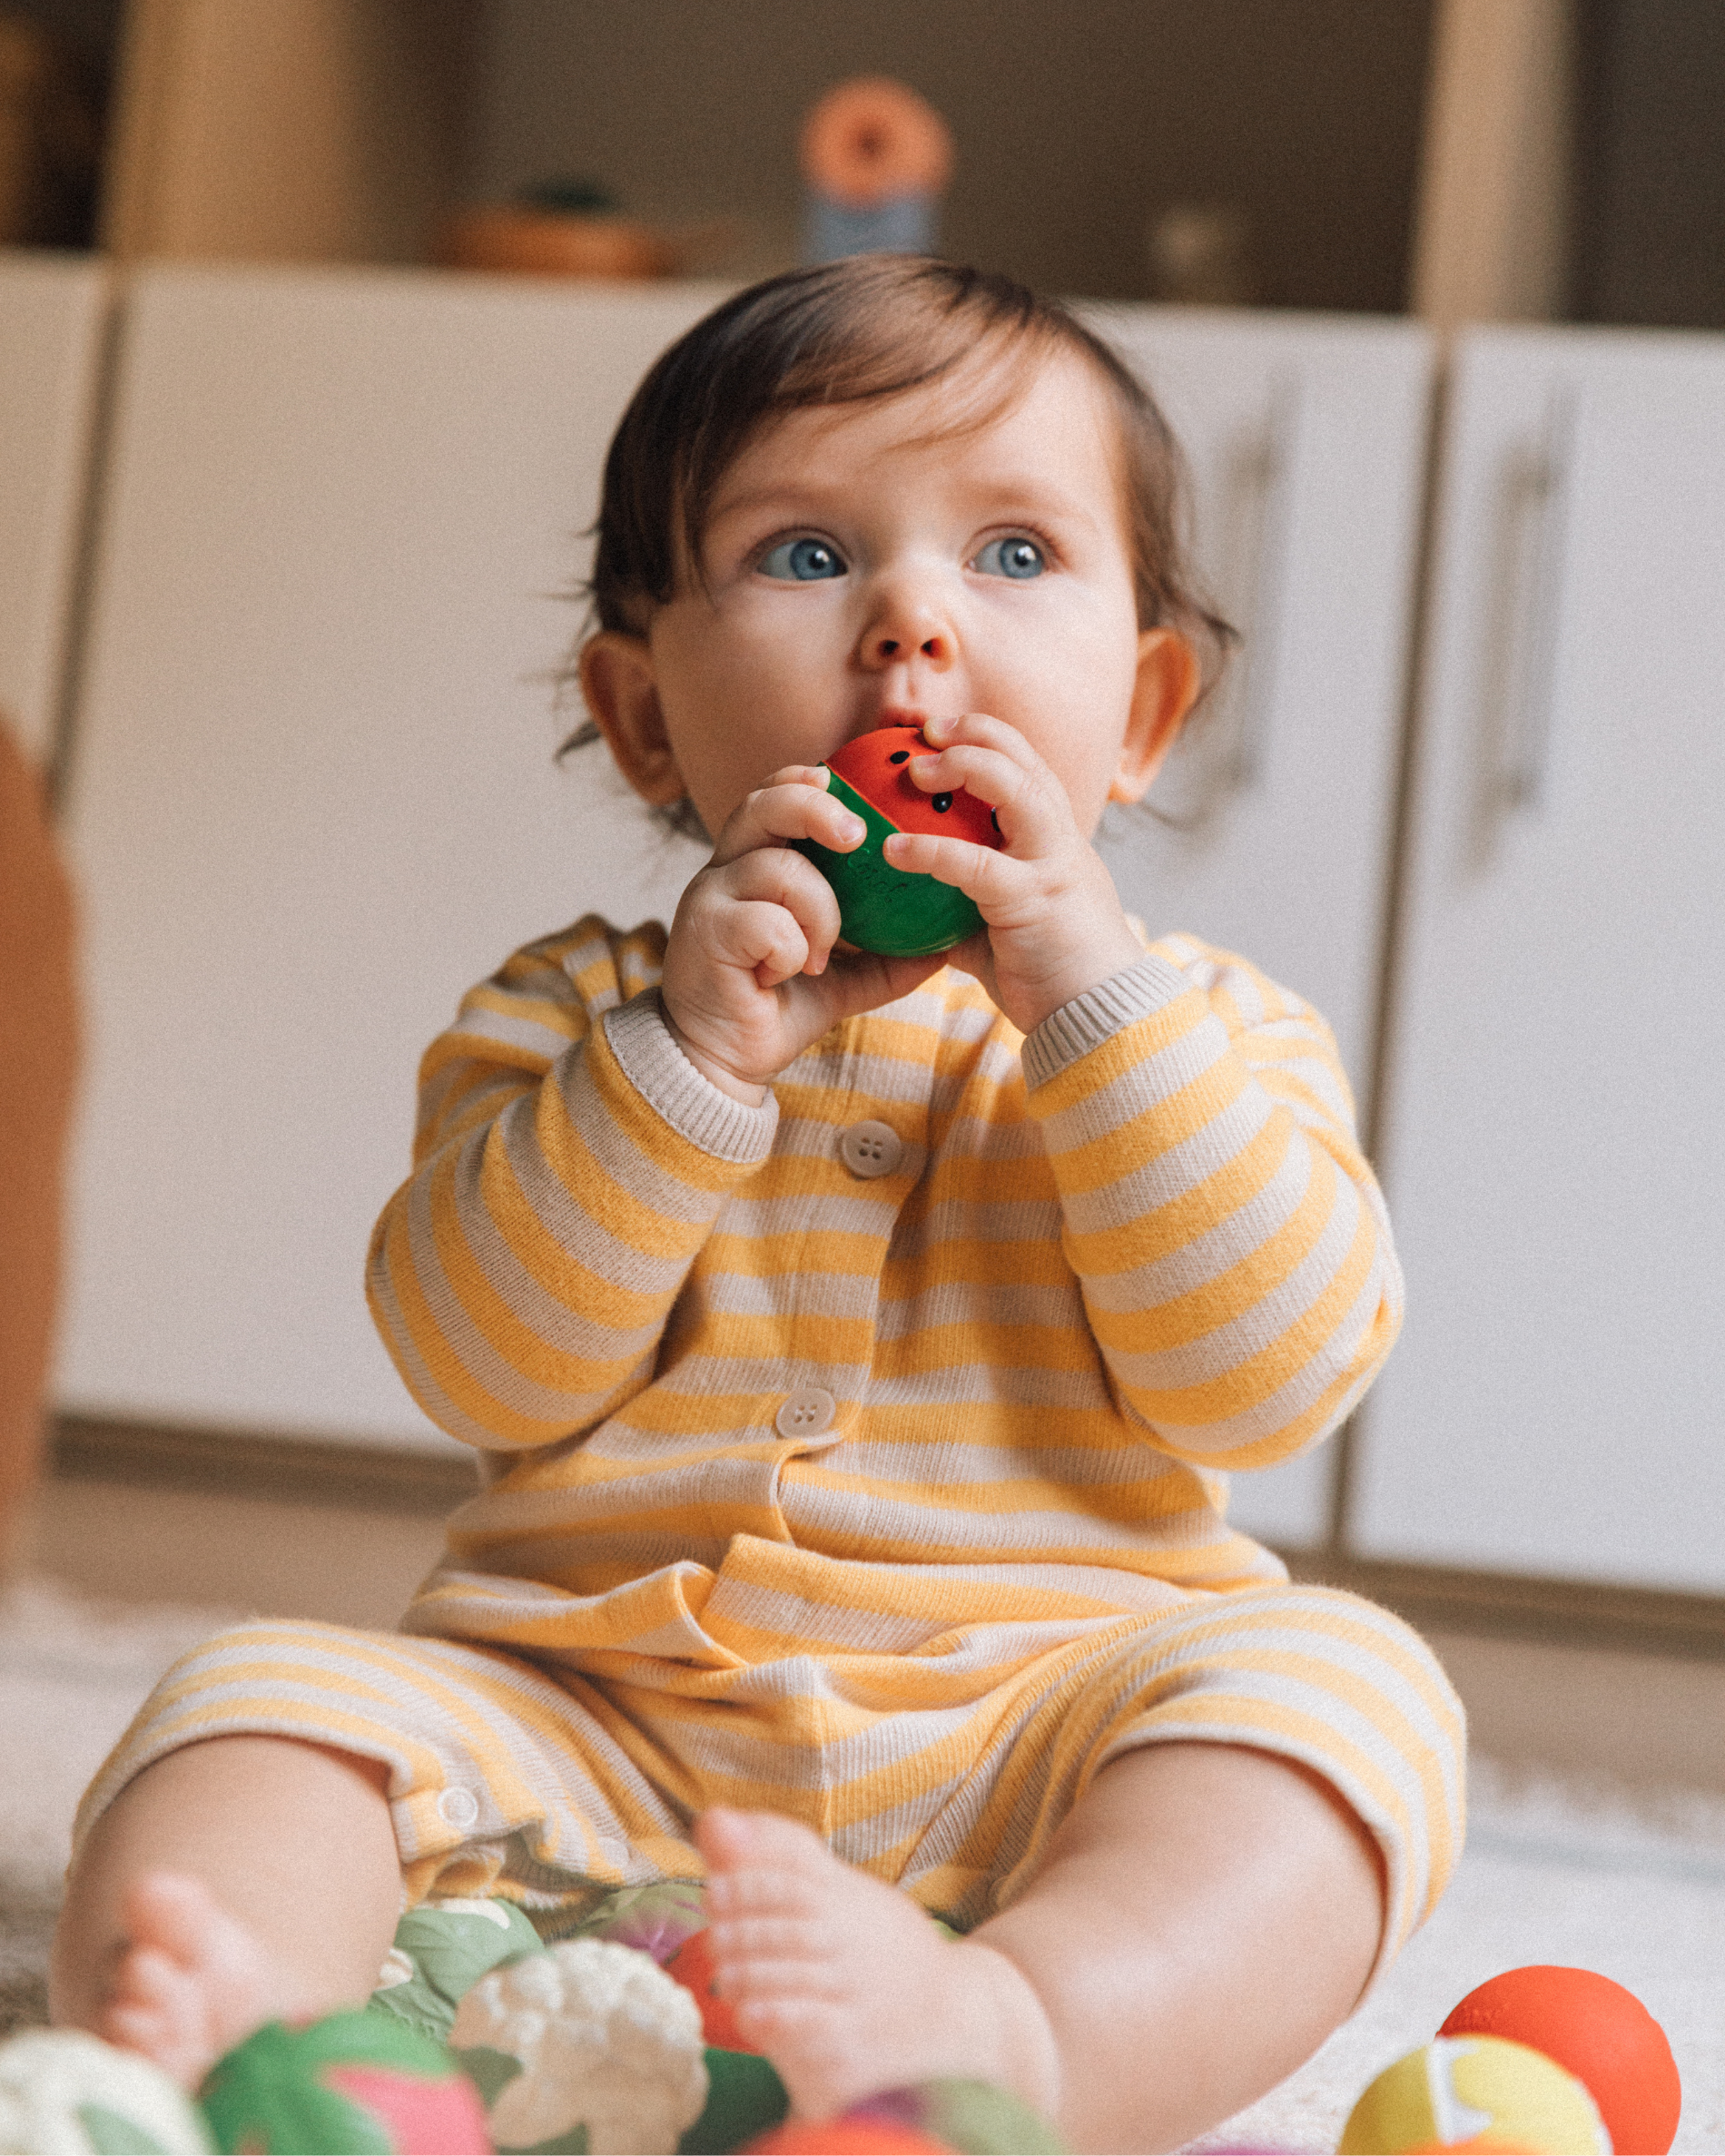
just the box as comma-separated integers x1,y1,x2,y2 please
97,1872,300,2088
695,1809,1060,2124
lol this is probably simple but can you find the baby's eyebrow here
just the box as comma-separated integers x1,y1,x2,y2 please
705,481,842,526
959,474,1104,526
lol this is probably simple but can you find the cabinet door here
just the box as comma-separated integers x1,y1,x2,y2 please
1353,327,1725,1590
0,251,108,765
59,268,718,1449
1089,309,1434,1548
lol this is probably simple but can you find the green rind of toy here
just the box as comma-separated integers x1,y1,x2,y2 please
198,2012,460,2155
676,2047,788,2153
792,771,985,958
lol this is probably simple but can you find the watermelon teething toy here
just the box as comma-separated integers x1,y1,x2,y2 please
198,2011,489,2154
793,727,1003,957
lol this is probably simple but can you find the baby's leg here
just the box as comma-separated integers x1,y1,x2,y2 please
700,1741,1381,2152
51,1736,401,2087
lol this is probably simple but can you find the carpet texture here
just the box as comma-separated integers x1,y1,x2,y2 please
5,1577,1722,2151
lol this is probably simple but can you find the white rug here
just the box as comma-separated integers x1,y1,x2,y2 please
4,1578,1722,2151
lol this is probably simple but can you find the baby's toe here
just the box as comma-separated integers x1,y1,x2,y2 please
722,1954,845,2005
699,1807,829,1869
110,1944,187,2013
734,1992,841,2048
123,1873,212,1960
707,1913,823,1963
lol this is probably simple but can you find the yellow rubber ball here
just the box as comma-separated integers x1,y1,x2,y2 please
1340,2034,1612,2153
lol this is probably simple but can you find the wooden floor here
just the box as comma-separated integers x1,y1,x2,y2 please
18,1470,1725,1797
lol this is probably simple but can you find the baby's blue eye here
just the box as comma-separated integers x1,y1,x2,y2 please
974,537,1047,580
759,537,846,581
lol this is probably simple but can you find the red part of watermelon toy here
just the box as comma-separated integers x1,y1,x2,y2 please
1440,1964,1681,2156
792,726,1004,958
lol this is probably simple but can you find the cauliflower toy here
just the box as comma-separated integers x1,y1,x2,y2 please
0,2028,213,2155
451,1936,708,2156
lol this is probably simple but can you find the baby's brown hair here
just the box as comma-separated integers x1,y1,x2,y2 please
567,254,1231,831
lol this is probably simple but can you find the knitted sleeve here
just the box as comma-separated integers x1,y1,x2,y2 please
1021,937,1402,1470
365,917,777,1450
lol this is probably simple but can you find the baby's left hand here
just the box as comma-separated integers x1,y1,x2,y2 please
884,713,1144,1035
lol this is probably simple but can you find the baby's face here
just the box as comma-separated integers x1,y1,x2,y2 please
639,347,1174,840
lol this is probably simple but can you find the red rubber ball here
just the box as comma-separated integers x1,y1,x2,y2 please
1440,1965,1681,2154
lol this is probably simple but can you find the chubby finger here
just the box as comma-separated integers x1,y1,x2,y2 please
709,768,863,869
910,718,1070,853
685,846,844,980
881,826,1027,914
919,710,1043,772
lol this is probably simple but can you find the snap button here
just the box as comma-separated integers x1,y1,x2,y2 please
437,1786,479,1831
774,1386,837,1439
838,1119,903,1178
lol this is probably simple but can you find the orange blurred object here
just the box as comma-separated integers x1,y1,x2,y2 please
663,1927,760,2054
743,2123,951,2154
441,207,675,280
1440,1965,1681,2156
799,77,953,208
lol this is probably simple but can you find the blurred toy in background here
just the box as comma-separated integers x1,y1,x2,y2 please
442,178,740,282
799,78,952,262
1146,202,1257,307
444,177,675,280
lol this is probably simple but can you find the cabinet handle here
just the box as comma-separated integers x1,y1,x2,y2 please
1171,370,1300,830
1480,389,1575,836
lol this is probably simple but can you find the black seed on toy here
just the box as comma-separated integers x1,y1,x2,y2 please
932,793,952,812
991,809,1001,831
889,750,910,763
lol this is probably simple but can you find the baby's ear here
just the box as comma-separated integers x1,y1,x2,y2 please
1109,628,1200,803
578,633,685,807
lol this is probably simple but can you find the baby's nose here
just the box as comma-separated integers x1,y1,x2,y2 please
871,626,951,665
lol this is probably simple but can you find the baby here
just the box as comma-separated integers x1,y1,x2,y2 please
52,256,1463,2152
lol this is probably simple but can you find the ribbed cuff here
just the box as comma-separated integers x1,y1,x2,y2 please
601,989,779,1164
1020,953,1193,1091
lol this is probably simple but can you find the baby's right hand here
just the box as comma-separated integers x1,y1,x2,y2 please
658,765,944,1103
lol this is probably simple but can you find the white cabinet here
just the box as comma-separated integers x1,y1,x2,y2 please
59,267,718,1448
55,274,1435,1521
1353,327,1725,1592
1091,310,1434,1548
0,251,108,765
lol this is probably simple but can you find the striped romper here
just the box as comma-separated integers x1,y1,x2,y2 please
79,917,1464,1973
